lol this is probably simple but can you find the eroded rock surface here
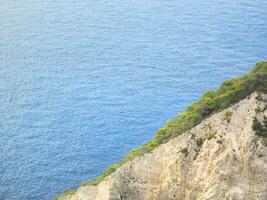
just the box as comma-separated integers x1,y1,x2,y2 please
60,93,267,200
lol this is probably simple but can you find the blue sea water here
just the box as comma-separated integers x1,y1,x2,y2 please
0,0,266,199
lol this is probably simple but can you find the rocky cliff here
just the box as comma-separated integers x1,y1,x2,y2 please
59,92,267,200
56,61,267,200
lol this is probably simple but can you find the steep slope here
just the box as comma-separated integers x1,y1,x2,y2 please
56,62,267,200
59,93,267,200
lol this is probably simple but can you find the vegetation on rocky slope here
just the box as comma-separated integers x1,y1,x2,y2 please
253,116,267,138
57,61,267,197
54,188,75,200
86,61,267,186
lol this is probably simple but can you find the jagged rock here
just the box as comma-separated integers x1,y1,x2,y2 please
59,93,267,200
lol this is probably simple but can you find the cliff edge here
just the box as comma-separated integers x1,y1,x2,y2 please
56,62,267,200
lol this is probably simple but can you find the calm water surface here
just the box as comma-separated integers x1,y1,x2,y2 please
0,0,266,199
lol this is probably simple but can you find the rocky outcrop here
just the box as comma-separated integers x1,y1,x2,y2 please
59,92,267,200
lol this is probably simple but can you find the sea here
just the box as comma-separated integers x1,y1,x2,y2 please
0,0,266,199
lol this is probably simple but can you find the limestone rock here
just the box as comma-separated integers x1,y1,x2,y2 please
60,93,267,200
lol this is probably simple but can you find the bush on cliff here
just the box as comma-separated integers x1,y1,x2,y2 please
84,61,267,186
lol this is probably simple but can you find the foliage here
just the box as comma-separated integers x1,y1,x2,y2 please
223,111,233,123
196,138,204,147
256,93,264,101
207,133,216,140
253,116,267,138
180,148,189,156
83,61,267,186
257,153,264,158
53,188,75,200
255,106,261,114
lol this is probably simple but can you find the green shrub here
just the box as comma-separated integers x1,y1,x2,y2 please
53,188,75,200
253,116,267,137
196,138,204,147
83,61,267,186
255,106,261,114
180,148,189,156
223,111,233,123
207,133,216,140
257,153,264,158
256,93,264,101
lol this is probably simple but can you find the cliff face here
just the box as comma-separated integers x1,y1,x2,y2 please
60,92,267,200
